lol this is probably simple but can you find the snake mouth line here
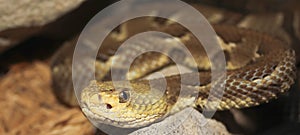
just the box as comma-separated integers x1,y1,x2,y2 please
81,104,159,128
81,105,124,127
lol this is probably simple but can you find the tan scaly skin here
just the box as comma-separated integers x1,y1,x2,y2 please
51,14,297,127
79,25,296,128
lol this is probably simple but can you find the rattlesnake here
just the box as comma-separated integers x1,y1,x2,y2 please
51,4,296,128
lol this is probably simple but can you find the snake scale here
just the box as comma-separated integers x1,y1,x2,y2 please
51,4,297,128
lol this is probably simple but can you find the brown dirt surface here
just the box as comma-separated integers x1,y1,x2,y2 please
0,62,95,135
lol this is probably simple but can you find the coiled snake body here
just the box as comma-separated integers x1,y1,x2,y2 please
51,5,297,128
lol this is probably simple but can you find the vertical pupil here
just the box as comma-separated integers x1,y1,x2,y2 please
121,91,127,100
119,90,130,103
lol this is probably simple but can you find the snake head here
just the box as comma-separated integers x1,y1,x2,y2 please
80,80,169,128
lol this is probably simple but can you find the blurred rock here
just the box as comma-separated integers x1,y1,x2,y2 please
0,0,86,53
130,107,231,135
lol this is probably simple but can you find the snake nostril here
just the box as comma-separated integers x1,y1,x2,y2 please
106,104,112,109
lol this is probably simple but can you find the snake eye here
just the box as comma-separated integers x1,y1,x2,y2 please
119,89,130,103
